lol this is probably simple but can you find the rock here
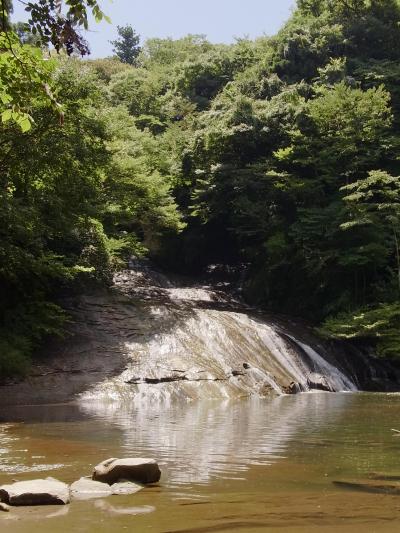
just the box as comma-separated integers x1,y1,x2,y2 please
307,372,332,392
334,480,400,495
0,478,70,506
284,382,304,394
0,502,10,512
70,477,112,500
93,458,161,485
111,481,143,495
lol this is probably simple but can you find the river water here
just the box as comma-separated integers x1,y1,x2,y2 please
1,392,400,532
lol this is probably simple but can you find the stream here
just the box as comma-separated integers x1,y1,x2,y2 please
1,393,400,531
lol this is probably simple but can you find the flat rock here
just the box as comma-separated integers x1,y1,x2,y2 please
70,477,112,500
0,502,10,512
334,480,400,495
93,458,161,485
0,478,70,506
111,481,143,495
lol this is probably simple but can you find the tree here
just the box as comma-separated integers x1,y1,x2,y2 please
0,0,110,130
110,25,141,66
341,170,400,291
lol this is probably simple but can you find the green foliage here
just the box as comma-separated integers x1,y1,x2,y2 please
319,303,400,358
0,32,55,131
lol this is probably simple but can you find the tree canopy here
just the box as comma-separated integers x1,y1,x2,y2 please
3,0,400,377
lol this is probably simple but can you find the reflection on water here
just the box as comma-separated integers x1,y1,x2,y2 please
1,393,400,532
79,393,352,485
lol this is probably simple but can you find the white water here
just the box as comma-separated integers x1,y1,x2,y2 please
287,335,358,392
80,267,358,403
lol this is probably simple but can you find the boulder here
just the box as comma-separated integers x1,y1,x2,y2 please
307,372,332,392
93,458,161,485
285,382,305,394
111,481,143,495
0,478,70,506
70,477,112,500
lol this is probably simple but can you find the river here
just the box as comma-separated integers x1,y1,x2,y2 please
1,392,400,532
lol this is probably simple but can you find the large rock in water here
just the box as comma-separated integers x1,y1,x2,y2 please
92,458,161,485
0,478,70,506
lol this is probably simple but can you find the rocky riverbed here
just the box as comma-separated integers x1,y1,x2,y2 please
0,457,160,507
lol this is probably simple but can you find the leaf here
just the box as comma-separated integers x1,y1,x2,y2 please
0,94,13,105
18,117,32,133
1,109,12,123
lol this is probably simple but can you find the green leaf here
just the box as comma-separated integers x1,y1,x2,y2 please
18,117,32,133
0,94,13,105
1,109,12,123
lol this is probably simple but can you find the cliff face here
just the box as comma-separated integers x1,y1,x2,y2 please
1,264,399,406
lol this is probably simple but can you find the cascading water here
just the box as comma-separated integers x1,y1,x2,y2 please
79,263,358,403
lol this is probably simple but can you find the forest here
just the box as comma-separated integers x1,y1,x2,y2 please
2,0,400,377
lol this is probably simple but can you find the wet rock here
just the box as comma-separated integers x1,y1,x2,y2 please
0,502,10,512
93,458,161,485
0,478,70,506
243,363,251,369
334,480,400,495
111,481,143,495
231,369,245,377
307,373,332,392
70,477,112,500
284,382,301,394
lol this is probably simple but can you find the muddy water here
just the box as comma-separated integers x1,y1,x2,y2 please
1,393,400,532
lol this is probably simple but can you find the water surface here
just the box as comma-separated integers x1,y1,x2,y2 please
1,393,400,532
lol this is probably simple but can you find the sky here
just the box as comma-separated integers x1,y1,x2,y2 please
12,0,296,58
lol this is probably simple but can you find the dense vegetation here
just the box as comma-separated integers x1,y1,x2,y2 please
2,0,400,376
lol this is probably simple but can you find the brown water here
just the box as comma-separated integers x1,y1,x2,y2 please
1,393,400,532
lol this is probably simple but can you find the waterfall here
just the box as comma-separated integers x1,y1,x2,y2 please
285,336,357,392
79,265,358,403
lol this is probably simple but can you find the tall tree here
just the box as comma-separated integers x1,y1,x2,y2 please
110,25,141,65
